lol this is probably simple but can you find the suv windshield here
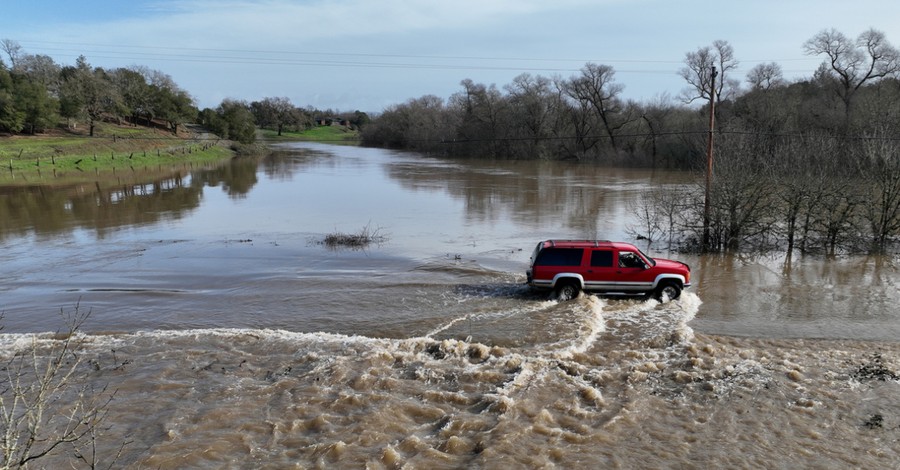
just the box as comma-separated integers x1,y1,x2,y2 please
637,247,656,267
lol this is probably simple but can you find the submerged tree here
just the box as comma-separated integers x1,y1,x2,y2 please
857,129,900,251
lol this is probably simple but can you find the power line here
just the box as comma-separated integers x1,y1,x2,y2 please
19,40,688,64
18,40,819,75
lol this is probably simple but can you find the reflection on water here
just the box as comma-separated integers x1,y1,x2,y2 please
692,252,900,340
0,142,897,342
0,158,260,240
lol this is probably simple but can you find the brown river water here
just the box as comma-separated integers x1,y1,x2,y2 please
1,142,898,468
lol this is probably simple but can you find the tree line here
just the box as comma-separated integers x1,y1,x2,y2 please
0,40,365,146
361,28,900,166
360,28,900,253
0,39,195,137
197,97,369,145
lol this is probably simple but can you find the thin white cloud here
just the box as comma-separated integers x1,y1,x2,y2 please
7,0,900,111
42,0,613,47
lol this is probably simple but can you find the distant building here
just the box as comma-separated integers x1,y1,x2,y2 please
314,117,351,127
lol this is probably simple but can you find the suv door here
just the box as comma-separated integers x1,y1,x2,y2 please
582,249,616,291
612,250,655,293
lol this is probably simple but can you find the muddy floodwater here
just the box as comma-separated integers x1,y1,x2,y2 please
1,142,898,468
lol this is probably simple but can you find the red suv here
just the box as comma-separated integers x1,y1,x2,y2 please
526,240,691,301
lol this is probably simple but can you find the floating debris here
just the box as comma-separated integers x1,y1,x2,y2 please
852,353,899,382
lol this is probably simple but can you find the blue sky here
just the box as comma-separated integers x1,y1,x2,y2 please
2,0,898,112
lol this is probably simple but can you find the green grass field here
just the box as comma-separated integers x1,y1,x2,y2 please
0,122,233,184
1,123,362,185
259,125,359,143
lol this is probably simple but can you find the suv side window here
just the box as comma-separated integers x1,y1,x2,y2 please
618,251,645,268
590,250,613,267
534,248,584,266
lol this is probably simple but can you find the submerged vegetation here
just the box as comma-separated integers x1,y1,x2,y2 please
629,131,900,254
322,223,387,249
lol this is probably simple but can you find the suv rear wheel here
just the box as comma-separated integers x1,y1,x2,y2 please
555,281,580,301
654,281,682,302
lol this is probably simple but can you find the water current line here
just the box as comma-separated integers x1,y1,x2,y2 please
554,296,607,359
424,299,556,339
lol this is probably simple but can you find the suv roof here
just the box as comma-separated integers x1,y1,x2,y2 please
538,240,638,250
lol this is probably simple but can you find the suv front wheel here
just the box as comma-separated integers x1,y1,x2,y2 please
654,281,682,302
555,281,581,301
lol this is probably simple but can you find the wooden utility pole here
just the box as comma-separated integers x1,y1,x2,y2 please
702,66,717,251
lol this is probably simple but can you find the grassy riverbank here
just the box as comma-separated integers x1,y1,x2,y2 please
0,123,233,185
0,123,358,186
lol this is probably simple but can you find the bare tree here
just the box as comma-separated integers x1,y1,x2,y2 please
746,62,785,90
769,133,838,254
564,63,633,153
504,73,556,158
809,179,863,255
448,79,507,157
0,39,22,69
556,75,600,159
0,306,126,469
702,131,776,251
627,185,690,250
856,129,900,251
803,28,900,125
678,40,740,105
363,95,457,154
639,93,676,165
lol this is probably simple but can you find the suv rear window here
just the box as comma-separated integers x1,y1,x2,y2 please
534,248,583,266
590,250,613,267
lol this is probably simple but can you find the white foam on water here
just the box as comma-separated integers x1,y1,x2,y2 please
0,330,94,352
425,297,557,338
601,292,701,349
547,295,608,359
425,286,556,338
5,290,899,469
